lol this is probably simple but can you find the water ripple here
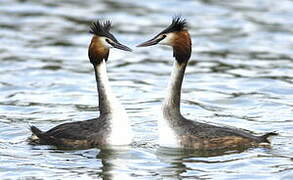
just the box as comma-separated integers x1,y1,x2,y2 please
0,0,292,179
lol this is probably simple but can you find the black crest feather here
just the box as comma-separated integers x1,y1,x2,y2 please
89,19,117,41
160,16,188,34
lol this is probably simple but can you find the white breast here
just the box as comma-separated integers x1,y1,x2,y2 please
158,113,180,148
108,105,133,145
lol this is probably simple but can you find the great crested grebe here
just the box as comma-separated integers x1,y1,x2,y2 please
137,17,277,150
30,19,133,148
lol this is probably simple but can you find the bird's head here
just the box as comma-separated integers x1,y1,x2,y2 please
137,16,192,64
88,20,132,65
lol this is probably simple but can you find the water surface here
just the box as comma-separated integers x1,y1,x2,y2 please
0,0,293,179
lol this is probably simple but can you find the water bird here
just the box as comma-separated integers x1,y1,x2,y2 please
137,16,277,150
30,19,133,148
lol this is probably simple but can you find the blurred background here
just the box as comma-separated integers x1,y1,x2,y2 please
0,0,292,179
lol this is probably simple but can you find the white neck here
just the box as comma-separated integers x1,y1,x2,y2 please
159,60,187,148
95,60,124,115
94,60,132,145
162,60,187,118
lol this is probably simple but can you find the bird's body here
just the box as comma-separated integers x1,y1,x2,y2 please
137,17,277,150
31,116,132,148
159,100,275,150
31,118,109,148
30,20,132,149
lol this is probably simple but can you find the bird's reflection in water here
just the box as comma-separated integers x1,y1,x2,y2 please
155,146,248,179
96,146,133,180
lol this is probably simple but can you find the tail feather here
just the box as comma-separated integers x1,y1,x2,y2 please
260,132,278,143
30,125,60,145
30,126,43,137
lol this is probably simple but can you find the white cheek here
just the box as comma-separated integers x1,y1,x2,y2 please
159,34,174,46
100,37,113,48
